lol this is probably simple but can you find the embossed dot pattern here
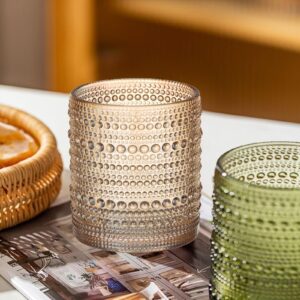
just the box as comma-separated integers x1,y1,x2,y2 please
73,78,195,106
69,79,202,252
211,142,300,300
219,143,300,188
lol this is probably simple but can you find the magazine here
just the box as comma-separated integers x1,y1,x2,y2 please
0,174,211,300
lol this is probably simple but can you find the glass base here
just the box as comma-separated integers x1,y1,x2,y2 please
73,220,199,253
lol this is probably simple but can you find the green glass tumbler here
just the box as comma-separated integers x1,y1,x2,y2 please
210,142,300,300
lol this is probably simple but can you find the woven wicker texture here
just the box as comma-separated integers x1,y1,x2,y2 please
0,104,63,230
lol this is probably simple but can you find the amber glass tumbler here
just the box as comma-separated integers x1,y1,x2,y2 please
69,79,201,252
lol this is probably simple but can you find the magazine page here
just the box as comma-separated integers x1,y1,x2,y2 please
0,175,211,300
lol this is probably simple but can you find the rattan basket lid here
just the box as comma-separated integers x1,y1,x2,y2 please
0,104,63,230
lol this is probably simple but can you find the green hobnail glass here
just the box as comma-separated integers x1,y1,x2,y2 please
210,142,300,300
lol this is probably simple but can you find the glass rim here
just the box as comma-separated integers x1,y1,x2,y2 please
70,78,200,108
216,141,300,192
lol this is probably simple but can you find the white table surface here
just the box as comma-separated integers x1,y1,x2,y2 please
0,85,300,299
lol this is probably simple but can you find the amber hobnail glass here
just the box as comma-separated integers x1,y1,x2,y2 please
69,79,202,252
211,142,300,300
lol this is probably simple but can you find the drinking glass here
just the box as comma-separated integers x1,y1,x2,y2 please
211,142,300,300
69,79,202,252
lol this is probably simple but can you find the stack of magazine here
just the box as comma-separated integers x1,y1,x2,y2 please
0,172,211,300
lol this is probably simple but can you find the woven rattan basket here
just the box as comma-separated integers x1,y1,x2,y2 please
0,104,63,230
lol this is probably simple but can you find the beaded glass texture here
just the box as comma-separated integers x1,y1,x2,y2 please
211,142,300,300
69,79,202,252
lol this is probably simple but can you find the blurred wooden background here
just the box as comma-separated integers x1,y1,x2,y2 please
0,0,300,122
